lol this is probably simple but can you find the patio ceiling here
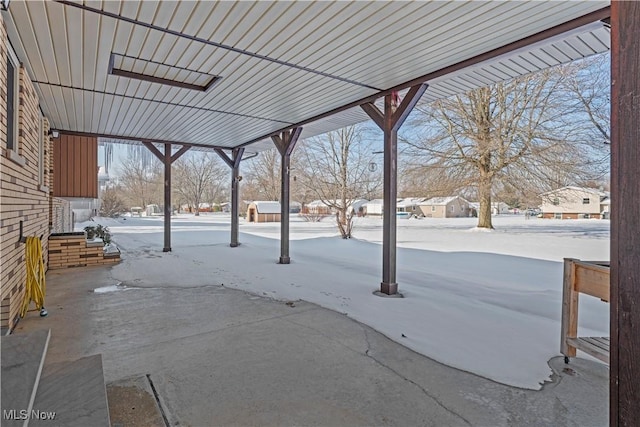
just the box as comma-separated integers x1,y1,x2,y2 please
4,1,610,151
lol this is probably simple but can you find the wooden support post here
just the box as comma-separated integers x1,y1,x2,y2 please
142,142,190,253
611,2,640,425
560,258,578,358
215,148,245,247
272,128,303,264
361,84,428,295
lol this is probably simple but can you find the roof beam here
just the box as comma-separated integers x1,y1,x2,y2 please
60,130,231,152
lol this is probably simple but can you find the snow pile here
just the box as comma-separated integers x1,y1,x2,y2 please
97,213,609,389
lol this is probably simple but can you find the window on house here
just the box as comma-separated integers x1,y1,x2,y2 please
38,112,45,188
6,43,25,167
450,205,455,212
552,198,560,206
431,206,436,212
6,48,18,152
582,198,590,204
554,213,562,219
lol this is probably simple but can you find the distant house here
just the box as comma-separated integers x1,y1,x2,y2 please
246,201,281,223
363,199,384,216
397,198,428,216
540,186,610,219
419,196,470,218
491,202,510,215
306,199,368,216
468,201,511,216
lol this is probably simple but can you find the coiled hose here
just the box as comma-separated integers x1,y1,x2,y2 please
20,236,47,317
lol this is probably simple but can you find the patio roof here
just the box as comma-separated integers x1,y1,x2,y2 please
4,1,610,151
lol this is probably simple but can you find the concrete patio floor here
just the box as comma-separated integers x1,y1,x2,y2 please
15,265,608,427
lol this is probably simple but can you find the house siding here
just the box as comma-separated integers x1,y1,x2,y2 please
420,197,469,218
53,134,98,198
541,188,606,219
0,17,53,330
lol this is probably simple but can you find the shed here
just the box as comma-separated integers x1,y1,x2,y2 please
247,201,281,223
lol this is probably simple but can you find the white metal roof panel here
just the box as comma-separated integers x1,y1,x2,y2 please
3,0,610,152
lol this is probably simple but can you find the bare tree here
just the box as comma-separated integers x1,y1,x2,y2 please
243,149,281,201
99,186,127,217
297,125,381,238
563,53,610,145
405,67,609,229
117,146,162,209
173,152,226,215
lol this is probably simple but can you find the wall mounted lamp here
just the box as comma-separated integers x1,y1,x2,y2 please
48,129,60,138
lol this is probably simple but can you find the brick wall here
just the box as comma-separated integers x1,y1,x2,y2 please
0,16,53,330
51,197,73,233
48,234,120,270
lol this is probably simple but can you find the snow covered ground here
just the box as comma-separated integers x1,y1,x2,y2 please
81,213,610,390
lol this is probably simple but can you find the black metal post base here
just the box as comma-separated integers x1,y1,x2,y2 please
230,243,240,248
279,256,291,264
163,247,171,253
380,282,398,295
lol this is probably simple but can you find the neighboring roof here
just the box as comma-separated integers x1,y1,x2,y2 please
4,2,610,152
421,196,467,206
250,201,281,214
308,199,368,208
397,198,428,207
540,186,609,197
364,199,384,206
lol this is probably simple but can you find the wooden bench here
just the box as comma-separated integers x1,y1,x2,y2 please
561,258,610,364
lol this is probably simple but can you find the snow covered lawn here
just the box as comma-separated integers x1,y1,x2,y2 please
84,213,609,389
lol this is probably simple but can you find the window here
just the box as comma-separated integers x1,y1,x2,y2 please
583,214,591,219
582,198,590,204
38,112,47,190
6,48,17,150
6,42,24,165
555,213,562,219
431,206,436,212
552,198,560,206
450,205,455,212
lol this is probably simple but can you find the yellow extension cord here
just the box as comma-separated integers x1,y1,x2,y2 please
20,236,46,318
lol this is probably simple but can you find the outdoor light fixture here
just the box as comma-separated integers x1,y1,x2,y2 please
48,129,60,138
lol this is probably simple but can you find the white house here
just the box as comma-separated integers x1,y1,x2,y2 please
363,199,384,216
306,199,368,216
540,186,609,219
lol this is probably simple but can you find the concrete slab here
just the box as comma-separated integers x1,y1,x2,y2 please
1,329,50,427
107,375,165,427
31,354,110,426
15,266,608,427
